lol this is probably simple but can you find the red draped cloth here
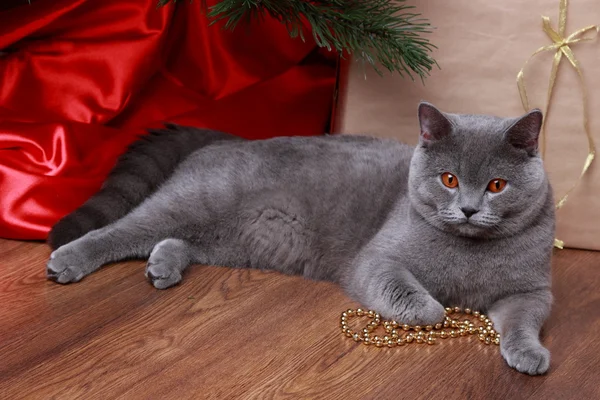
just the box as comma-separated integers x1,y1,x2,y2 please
0,0,336,241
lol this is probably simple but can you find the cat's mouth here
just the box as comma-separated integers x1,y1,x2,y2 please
424,206,502,238
443,224,490,240
445,218,497,238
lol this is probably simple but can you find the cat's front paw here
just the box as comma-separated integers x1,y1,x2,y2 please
145,262,182,290
501,339,550,375
46,247,87,284
389,293,445,326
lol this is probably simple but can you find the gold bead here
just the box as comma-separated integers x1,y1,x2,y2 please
443,320,450,328
406,334,414,343
454,307,461,313
347,309,356,317
341,312,348,318
362,328,370,335
459,329,467,336
427,338,436,345
352,333,361,342
391,333,399,339
363,338,371,345
440,331,448,339
368,310,375,317
484,318,491,325
425,325,433,331
473,311,480,317
464,308,472,314
390,321,399,328
414,325,422,331
435,323,443,330
397,338,406,346
485,337,491,345
479,315,486,322
445,307,453,314
373,335,381,342
478,334,486,341
375,340,383,347
383,336,390,342
373,318,381,325
488,329,497,336
391,329,398,336
450,330,458,338
493,338,500,345
374,313,381,320
345,330,353,338
402,324,410,331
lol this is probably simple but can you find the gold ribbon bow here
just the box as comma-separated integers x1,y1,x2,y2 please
517,0,599,249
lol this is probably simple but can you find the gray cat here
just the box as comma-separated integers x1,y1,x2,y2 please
46,102,554,376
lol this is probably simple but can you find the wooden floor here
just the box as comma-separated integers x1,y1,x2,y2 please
0,239,598,400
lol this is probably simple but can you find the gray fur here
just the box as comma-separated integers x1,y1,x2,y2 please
46,102,555,375
47,124,242,249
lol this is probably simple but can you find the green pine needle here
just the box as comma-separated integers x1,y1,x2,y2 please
159,0,438,81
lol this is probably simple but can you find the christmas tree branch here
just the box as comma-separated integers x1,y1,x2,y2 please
157,0,438,81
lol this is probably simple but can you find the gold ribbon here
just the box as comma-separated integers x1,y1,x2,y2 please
516,0,598,249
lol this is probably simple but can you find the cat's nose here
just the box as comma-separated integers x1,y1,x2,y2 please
461,207,479,218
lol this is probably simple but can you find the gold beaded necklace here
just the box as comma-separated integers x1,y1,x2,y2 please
340,307,500,347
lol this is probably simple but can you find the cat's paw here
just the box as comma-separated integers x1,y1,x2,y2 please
501,340,550,375
389,293,445,326
145,262,182,290
46,247,87,284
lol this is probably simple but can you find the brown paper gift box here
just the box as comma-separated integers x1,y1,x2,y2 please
332,0,600,251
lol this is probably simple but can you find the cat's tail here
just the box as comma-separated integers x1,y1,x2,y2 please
47,124,243,250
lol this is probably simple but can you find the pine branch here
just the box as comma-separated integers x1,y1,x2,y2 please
158,0,438,81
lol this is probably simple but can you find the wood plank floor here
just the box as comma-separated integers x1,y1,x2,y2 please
0,238,598,399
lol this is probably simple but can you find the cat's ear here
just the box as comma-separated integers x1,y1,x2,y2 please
418,102,452,144
505,109,543,155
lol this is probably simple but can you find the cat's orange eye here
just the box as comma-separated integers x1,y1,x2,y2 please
488,179,507,193
441,173,458,188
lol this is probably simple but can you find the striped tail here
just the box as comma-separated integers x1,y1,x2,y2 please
47,124,242,249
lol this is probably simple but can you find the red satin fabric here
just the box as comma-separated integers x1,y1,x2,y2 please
0,0,336,240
